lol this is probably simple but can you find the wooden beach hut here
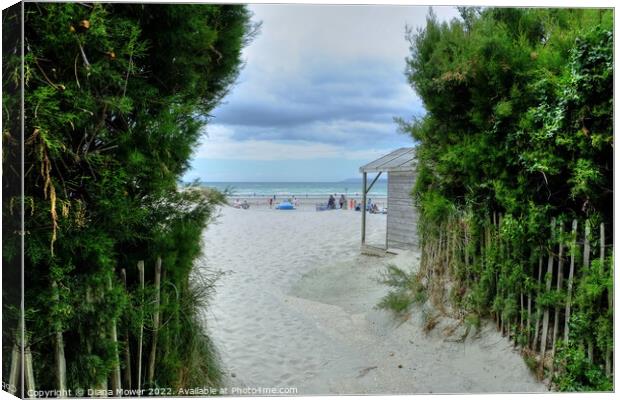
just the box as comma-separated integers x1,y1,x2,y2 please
359,147,418,255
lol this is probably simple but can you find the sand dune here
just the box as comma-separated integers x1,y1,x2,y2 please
199,206,546,394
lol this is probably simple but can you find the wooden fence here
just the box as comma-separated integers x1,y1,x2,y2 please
419,214,613,381
9,257,163,397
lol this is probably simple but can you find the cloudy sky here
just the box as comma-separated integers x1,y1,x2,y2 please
185,4,461,182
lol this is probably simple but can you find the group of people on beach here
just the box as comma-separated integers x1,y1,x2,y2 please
232,199,250,209
257,193,382,212
326,194,347,209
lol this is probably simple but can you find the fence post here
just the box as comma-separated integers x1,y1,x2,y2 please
464,221,470,276
451,217,458,279
8,324,21,395
137,260,145,396
539,218,555,376
148,257,162,384
9,344,19,395
519,290,524,345
600,223,611,377
498,213,505,336
121,268,132,390
583,221,593,362
552,221,565,357
532,253,543,351
52,280,67,393
108,274,122,395
24,335,36,394
527,270,532,348
564,220,578,342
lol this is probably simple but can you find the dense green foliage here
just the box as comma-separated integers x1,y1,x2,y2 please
3,2,254,391
402,8,613,391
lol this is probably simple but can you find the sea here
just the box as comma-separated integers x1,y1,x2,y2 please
196,181,387,198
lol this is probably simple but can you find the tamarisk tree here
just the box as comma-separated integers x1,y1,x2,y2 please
3,2,255,392
402,8,612,390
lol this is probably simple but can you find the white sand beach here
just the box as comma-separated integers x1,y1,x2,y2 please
199,206,547,395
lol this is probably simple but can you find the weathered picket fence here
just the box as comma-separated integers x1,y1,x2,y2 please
9,257,163,397
419,214,613,381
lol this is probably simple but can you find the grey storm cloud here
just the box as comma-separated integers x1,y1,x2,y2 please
214,96,416,129
212,59,425,145
222,121,397,145
202,4,460,151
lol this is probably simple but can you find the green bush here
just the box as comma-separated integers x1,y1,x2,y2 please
403,8,612,391
3,2,255,391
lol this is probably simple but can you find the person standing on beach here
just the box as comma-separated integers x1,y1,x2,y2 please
339,194,346,209
269,198,273,208
327,195,336,209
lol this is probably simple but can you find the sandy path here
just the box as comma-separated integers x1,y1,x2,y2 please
200,206,546,394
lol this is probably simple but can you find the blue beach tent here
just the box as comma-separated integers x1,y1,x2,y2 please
276,202,295,210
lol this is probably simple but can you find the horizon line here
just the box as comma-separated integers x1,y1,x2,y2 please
182,178,387,183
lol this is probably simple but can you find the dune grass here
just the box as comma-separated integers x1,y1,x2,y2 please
377,264,427,316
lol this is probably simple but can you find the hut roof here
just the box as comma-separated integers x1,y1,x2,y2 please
359,147,416,173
